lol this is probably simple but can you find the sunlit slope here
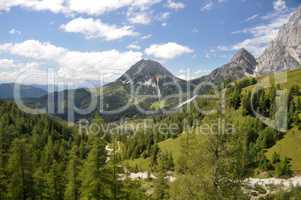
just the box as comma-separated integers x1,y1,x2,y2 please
266,128,301,171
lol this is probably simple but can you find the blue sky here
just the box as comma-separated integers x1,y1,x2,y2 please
0,0,300,84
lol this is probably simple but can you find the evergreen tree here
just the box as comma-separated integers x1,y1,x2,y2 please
7,138,34,200
153,155,169,200
64,146,81,200
80,137,107,200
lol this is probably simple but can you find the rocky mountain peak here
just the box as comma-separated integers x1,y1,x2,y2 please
256,5,301,74
191,49,257,86
230,48,257,67
118,59,174,83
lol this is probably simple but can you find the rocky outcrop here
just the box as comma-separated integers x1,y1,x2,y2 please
192,48,257,86
117,59,190,96
256,5,301,74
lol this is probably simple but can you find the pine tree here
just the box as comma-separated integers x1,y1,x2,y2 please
0,128,8,200
80,137,107,200
64,146,81,200
153,157,169,200
33,167,48,200
7,138,34,200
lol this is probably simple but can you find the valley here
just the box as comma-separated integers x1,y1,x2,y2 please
0,2,301,200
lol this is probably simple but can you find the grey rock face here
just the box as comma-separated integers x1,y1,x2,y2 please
118,59,174,83
117,59,190,96
256,5,301,74
192,48,257,86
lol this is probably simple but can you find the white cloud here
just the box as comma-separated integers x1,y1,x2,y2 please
127,44,141,50
0,40,66,60
232,12,291,56
0,40,143,83
141,34,152,40
156,12,170,26
0,59,19,70
145,42,194,60
127,11,152,25
9,28,21,35
0,59,48,84
158,12,171,21
0,0,162,16
166,0,185,11
273,0,287,12
57,50,143,81
0,0,67,13
61,17,138,41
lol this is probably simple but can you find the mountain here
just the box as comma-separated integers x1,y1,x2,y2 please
0,83,48,99
33,60,191,122
256,5,301,74
116,59,189,97
191,48,257,86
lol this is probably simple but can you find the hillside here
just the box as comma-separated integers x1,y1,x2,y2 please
191,48,257,86
0,83,47,99
266,128,301,171
34,59,196,122
121,67,301,177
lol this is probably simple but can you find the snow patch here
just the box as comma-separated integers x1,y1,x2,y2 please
246,176,301,188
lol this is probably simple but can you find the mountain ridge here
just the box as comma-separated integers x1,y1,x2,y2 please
191,48,257,86
0,83,48,100
256,4,301,74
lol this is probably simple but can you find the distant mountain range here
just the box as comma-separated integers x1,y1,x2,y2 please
0,5,300,122
0,83,47,100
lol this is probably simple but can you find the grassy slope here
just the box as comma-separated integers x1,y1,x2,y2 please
266,128,301,171
123,68,301,172
158,134,186,163
122,134,186,171
123,158,151,172
246,68,301,91
247,68,301,172
150,100,166,110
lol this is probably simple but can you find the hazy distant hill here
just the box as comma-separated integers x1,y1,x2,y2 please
0,83,48,99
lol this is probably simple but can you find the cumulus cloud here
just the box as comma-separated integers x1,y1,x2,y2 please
0,59,20,70
0,0,67,13
0,40,66,60
0,59,48,84
127,11,152,25
57,50,143,80
145,42,194,60
60,18,138,41
166,0,185,11
0,0,162,16
0,40,143,83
